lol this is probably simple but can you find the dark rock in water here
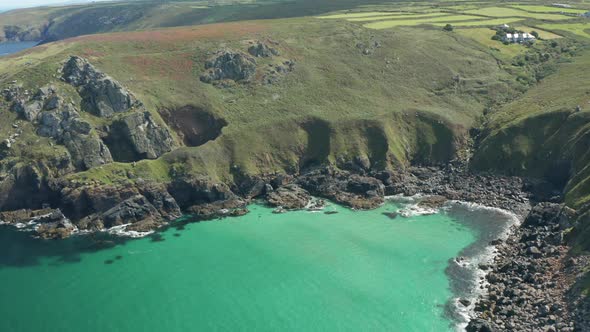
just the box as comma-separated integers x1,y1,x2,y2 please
62,56,141,117
459,298,471,307
382,212,398,219
104,259,114,265
466,318,494,332
115,255,123,260
248,42,279,58
324,211,338,215
266,184,310,210
200,50,257,84
150,234,165,242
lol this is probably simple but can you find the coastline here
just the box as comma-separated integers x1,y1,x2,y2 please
0,165,587,330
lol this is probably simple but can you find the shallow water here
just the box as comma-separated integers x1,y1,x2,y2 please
0,41,38,56
0,201,514,332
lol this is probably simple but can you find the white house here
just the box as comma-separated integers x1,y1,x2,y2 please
503,32,536,43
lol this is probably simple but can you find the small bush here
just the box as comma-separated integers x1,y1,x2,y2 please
443,24,454,32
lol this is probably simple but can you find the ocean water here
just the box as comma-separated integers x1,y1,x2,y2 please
0,201,515,332
0,41,38,56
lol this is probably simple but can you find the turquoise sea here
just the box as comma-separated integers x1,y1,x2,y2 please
0,201,514,332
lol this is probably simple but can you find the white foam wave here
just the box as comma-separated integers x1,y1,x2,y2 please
107,224,154,238
445,201,522,331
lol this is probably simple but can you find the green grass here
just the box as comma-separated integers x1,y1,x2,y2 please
431,17,524,27
509,5,588,14
463,7,577,20
538,23,590,38
515,26,562,39
316,11,404,19
364,15,486,29
455,28,527,59
347,13,446,22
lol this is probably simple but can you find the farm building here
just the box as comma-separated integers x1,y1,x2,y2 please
503,32,536,43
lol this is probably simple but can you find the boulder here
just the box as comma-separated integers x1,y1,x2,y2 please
466,318,494,332
523,203,562,227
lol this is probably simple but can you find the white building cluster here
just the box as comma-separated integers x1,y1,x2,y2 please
503,32,536,43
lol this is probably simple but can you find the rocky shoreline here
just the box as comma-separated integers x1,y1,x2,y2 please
0,164,588,331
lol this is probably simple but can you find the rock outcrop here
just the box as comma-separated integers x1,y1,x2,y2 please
248,42,279,58
298,167,385,209
104,112,175,161
266,184,311,209
200,50,257,84
62,56,141,117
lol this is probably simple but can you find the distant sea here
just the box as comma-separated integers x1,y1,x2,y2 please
0,41,38,56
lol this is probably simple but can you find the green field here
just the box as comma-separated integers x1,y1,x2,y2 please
455,27,526,59
316,11,404,19
364,15,486,29
463,6,576,20
514,26,562,39
509,5,588,14
538,23,590,38
431,17,523,27
347,13,445,22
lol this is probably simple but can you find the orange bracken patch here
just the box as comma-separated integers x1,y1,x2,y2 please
64,22,268,44
123,52,195,80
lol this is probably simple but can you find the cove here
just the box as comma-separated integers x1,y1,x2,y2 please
0,200,514,332
0,41,38,56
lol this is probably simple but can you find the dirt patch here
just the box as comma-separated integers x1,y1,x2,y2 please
159,106,227,147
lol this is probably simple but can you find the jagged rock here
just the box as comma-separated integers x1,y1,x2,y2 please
12,99,43,121
100,195,162,228
524,203,562,227
200,50,257,83
62,132,113,170
36,105,112,170
248,42,279,58
105,111,175,160
187,198,247,219
266,184,310,209
297,167,384,209
65,183,181,231
35,209,76,239
62,56,140,117
168,177,238,209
